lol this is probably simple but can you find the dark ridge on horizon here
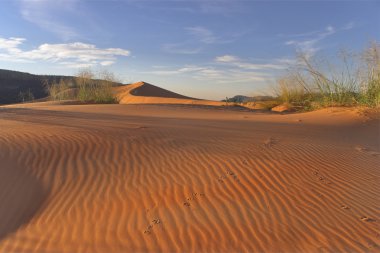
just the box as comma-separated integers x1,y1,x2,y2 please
224,95,274,103
0,69,123,105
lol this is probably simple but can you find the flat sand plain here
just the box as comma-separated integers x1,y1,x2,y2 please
0,103,379,252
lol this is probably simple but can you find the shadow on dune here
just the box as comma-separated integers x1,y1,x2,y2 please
0,161,48,242
129,82,197,99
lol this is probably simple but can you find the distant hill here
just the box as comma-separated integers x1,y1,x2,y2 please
0,69,75,105
224,95,274,103
0,69,123,105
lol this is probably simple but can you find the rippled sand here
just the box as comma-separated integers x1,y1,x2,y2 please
0,104,379,252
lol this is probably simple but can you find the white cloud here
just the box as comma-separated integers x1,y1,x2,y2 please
0,36,130,68
143,58,279,85
326,25,335,34
177,66,206,73
100,61,115,66
59,62,94,69
193,67,270,83
215,55,240,63
284,25,337,58
0,37,25,54
284,23,354,58
144,65,207,75
215,55,288,70
143,52,291,86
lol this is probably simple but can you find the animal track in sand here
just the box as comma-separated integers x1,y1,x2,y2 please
143,218,162,235
263,137,277,147
340,205,350,210
355,146,380,156
312,170,332,185
183,192,205,209
217,170,241,184
367,241,378,249
360,216,376,222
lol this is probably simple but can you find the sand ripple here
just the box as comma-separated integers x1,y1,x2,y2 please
0,105,379,252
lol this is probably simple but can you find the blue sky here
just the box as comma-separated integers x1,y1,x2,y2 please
0,0,379,100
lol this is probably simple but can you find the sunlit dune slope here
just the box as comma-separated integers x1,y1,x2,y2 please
115,82,223,106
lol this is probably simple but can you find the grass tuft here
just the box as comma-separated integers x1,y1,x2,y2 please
274,41,380,111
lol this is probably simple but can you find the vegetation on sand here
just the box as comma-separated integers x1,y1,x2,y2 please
274,41,380,110
45,69,119,103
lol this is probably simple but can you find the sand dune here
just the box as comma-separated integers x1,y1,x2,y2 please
0,104,379,252
115,82,224,106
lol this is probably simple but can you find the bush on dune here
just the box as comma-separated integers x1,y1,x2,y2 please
274,41,380,111
76,69,117,103
358,42,380,107
46,69,118,103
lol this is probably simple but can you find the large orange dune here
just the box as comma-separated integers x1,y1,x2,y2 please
0,100,379,252
115,82,224,106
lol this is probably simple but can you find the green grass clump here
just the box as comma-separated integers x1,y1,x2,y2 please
274,41,380,111
46,69,118,104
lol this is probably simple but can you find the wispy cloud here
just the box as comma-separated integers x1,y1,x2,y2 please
215,55,288,70
0,37,25,54
186,26,240,44
343,21,355,30
163,26,241,54
144,65,207,76
186,26,217,44
144,65,270,83
19,0,80,40
0,36,130,68
284,23,355,58
284,25,336,58
143,53,287,85
214,55,240,63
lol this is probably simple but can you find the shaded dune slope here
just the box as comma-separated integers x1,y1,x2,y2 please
129,82,194,99
0,105,379,252
116,82,223,106
0,160,48,243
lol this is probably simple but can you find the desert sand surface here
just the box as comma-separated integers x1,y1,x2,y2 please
0,103,379,253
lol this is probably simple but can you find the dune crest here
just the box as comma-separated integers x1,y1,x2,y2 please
115,82,223,106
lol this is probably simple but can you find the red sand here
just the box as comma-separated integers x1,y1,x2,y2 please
0,101,379,252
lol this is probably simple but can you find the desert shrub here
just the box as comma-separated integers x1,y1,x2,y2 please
274,41,380,110
360,78,380,107
275,74,314,107
18,89,34,102
358,42,380,107
45,69,118,103
45,78,73,101
260,101,281,110
76,69,116,103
